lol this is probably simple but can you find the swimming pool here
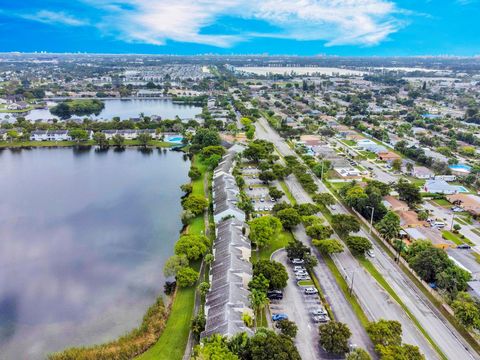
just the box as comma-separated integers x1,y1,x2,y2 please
453,185,469,193
449,164,472,173
166,136,184,143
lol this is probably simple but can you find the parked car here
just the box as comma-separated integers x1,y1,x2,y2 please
312,314,330,323
451,207,463,212
311,307,328,316
294,269,308,275
432,221,446,228
304,287,318,295
293,266,306,272
296,275,311,281
267,290,283,300
291,258,305,264
272,313,288,321
457,244,472,250
366,249,375,258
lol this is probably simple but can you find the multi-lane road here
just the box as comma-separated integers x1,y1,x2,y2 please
256,117,479,360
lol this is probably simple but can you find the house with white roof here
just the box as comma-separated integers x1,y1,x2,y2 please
424,179,458,195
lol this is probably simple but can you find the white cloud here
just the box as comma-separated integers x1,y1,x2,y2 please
59,0,405,47
21,10,88,27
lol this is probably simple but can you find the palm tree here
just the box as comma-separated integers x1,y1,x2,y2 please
249,290,269,328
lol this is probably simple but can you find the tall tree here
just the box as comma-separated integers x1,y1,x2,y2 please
376,211,401,242
318,321,352,354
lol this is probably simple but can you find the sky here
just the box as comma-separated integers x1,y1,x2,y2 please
0,0,479,56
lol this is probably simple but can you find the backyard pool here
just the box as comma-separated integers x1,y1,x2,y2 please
449,164,472,174
453,185,469,193
166,135,184,144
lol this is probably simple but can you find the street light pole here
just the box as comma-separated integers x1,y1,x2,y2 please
451,212,455,231
349,270,356,295
366,206,375,235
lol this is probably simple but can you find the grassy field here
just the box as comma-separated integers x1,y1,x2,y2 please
442,230,474,246
279,180,297,205
136,287,196,360
433,198,451,207
255,231,294,261
341,139,357,146
298,279,314,286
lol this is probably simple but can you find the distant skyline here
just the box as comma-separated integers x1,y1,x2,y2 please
0,1,479,56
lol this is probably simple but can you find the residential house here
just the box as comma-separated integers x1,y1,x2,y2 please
447,194,480,216
411,166,434,179
377,151,401,162
424,180,458,195
30,130,49,141
383,196,409,212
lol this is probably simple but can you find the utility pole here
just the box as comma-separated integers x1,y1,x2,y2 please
366,205,375,235
349,270,356,295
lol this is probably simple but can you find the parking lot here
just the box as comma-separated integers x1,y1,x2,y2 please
241,165,287,214
271,250,340,360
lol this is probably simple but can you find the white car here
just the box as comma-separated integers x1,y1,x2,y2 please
293,266,306,272
291,258,305,265
311,307,328,316
304,287,318,295
366,249,375,258
312,314,329,323
294,270,308,276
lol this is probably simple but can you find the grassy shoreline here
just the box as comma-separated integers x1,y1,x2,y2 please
135,155,209,360
0,140,176,148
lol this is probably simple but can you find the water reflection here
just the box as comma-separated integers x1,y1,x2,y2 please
0,148,190,359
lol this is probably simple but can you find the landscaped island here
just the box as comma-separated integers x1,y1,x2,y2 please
50,99,105,119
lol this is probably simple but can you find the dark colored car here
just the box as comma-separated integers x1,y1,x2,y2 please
267,290,283,300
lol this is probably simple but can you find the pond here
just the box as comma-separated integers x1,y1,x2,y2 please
0,148,190,359
0,99,202,122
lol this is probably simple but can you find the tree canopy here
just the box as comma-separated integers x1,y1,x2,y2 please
249,216,282,248
318,321,352,354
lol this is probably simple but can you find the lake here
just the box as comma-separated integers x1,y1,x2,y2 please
0,98,202,122
0,148,190,359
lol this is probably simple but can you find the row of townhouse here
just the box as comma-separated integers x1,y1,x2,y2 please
30,130,93,141
100,129,161,140
202,146,253,339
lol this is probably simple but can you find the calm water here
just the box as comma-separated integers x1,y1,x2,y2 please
0,99,201,122
0,148,190,359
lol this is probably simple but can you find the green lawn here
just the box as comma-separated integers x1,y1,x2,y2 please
255,231,294,261
406,177,426,187
433,199,451,207
442,230,474,246
279,180,297,205
329,181,348,191
298,279,314,286
136,287,196,360
341,139,357,146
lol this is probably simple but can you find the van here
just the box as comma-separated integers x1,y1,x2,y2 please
433,221,445,228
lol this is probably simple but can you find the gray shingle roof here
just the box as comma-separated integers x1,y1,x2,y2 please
202,219,253,338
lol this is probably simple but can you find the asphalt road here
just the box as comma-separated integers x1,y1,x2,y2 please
256,117,479,360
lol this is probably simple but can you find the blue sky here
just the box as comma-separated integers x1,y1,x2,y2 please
0,0,479,56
